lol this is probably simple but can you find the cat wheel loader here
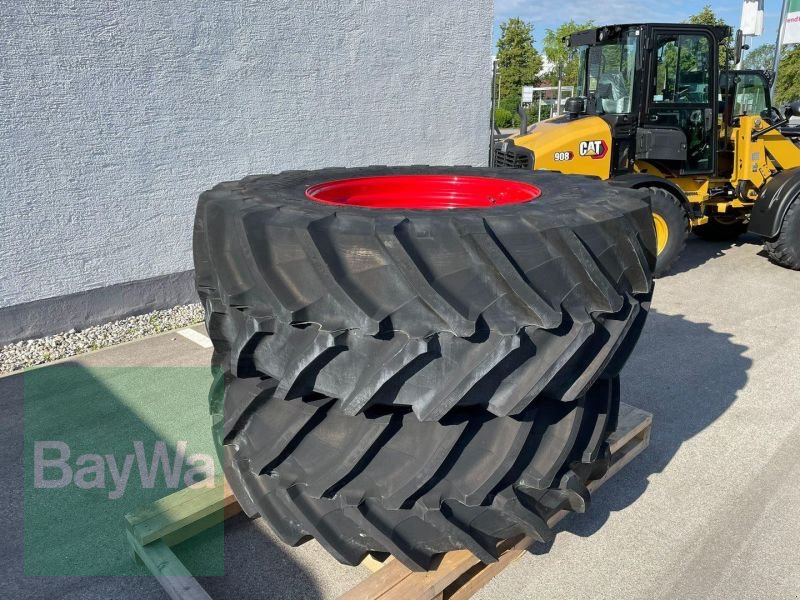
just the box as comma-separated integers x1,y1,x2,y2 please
494,23,800,275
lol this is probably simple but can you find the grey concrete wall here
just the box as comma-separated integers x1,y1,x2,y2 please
0,1,493,342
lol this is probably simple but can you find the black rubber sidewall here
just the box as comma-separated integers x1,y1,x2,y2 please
765,200,800,269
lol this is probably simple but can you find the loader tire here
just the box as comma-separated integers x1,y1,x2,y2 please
764,199,800,270
647,187,688,277
195,167,656,421
211,371,620,571
692,215,748,241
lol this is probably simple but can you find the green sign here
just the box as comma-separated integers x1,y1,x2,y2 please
24,367,223,576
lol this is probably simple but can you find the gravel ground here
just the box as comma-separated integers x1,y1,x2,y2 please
0,303,204,374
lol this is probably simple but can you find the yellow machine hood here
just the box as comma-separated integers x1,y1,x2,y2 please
513,115,613,179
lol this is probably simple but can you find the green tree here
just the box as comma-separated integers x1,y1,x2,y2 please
686,5,733,69
542,20,594,87
687,5,728,27
496,18,543,102
776,47,800,104
742,43,775,71
741,43,800,104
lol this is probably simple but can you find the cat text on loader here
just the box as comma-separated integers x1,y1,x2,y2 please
494,23,800,275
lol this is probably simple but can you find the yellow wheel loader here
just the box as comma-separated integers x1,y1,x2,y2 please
494,23,800,275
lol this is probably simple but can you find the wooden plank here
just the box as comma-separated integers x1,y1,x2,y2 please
161,504,235,548
126,530,212,600
125,474,226,531
126,475,237,546
338,558,420,600
444,536,531,600
361,553,391,573
343,535,522,600
124,477,240,600
125,474,226,525
161,485,243,548
608,403,652,453
377,549,482,600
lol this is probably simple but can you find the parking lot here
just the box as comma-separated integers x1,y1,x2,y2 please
3,234,799,599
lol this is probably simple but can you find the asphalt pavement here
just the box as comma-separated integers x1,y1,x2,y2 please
476,234,800,600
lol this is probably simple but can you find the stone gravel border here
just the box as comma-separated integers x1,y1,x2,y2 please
0,304,204,375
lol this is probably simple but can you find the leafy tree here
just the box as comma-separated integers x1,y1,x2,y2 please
686,5,733,69
687,5,728,27
542,20,594,88
775,46,800,103
742,43,775,71
496,18,543,103
741,43,800,104
683,10,800,104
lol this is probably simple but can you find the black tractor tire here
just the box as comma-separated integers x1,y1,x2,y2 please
197,166,656,569
212,371,620,571
646,187,689,277
692,215,748,241
196,167,656,422
764,200,800,270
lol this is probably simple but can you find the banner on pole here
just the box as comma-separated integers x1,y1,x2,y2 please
740,0,765,36
784,0,800,44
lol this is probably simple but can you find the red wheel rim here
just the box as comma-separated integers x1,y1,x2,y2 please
304,175,541,209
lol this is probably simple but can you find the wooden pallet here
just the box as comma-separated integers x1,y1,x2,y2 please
125,403,652,600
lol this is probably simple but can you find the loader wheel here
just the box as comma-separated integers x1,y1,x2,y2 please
692,215,748,241
195,167,656,421
764,199,800,270
211,371,620,571
647,187,688,277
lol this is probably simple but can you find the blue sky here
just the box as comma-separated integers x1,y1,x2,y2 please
492,0,782,54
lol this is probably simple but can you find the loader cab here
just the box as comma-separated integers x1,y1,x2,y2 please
569,23,730,176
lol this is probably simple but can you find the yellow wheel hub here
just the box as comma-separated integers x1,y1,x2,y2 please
652,213,669,255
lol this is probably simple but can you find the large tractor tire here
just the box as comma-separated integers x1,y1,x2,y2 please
196,167,656,420
195,166,656,569
212,371,620,571
646,187,688,277
764,200,800,270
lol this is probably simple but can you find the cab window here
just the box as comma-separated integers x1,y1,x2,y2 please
646,31,714,173
732,73,768,116
575,31,638,114
719,72,770,125
653,34,710,103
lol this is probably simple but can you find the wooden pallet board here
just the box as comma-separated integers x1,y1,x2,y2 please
125,476,240,600
125,403,652,600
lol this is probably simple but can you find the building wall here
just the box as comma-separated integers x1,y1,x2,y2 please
0,1,493,343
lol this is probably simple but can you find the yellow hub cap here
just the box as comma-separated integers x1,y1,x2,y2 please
652,213,669,255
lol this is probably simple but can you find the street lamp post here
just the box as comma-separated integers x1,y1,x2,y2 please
556,62,564,116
